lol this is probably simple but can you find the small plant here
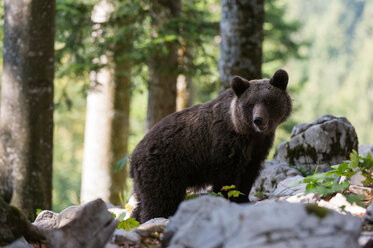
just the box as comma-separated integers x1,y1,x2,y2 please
115,154,130,173
113,213,140,231
117,218,140,231
36,208,43,216
210,185,245,199
300,150,373,207
253,191,268,200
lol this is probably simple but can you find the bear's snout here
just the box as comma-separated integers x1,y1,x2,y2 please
253,104,269,132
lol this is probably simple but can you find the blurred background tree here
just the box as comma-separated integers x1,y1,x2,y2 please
219,0,264,91
0,0,55,220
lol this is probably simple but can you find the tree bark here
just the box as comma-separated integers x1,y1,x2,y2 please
176,74,194,111
0,0,55,219
219,0,264,91
80,0,131,205
146,0,181,132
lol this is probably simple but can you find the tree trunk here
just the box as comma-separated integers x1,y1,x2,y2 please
80,0,131,205
0,0,55,219
146,0,181,132
176,74,194,111
219,0,264,91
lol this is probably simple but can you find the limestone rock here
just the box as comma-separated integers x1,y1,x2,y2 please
3,237,33,248
249,161,301,201
359,144,373,157
359,232,373,248
274,115,358,172
283,193,321,204
366,200,373,223
318,193,366,216
162,196,231,247
163,196,362,248
270,175,307,197
32,210,59,230
136,217,169,237
33,198,117,248
111,217,169,245
112,229,141,244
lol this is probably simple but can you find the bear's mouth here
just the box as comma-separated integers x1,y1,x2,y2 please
253,118,270,133
254,123,268,132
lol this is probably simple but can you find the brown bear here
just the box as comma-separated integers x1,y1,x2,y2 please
130,69,292,223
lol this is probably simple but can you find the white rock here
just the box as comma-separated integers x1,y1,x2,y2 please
365,200,373,222
359,145,373,157
162,196,231,246
274,115,358,172
270,175,306,197
104,243,120,248
32,210,58,229
358,232,373,248
249,161,301,200
163,196,362,248
33,198,118,248
112,229,141,244
136,217,169,237
318,193,366,216
283,193,321,204
3,237,33,248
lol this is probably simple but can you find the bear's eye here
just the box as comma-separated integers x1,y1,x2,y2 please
246,104,254,109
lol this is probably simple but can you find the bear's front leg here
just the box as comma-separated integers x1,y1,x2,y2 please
231,163,262,203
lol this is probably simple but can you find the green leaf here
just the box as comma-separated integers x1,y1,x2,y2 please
221,185,236,191
117,218,140,231
350,150,360,168
36,208,43,216
344,194,366,208
115,154,130,173
227,190,243,198
217,192,225,198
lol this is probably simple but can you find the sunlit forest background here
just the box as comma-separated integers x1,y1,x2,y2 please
1,0,372,212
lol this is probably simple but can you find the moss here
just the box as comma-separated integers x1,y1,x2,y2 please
305,204,330,219
286,144,318,165
6,205,45,243
323,131,342,161
271,179,277,188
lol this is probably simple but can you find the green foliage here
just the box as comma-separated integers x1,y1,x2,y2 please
117,218,140,231
304,204,330,219
253,191,268,200
300,150,373,207
185,192,201,200
344,194,366,208
113,213,140,231
36,209,43,216
263,0,306,76
210,185,245,200
115,154,130,173
55,0,96,79
288,164,314,177
285,0,373,145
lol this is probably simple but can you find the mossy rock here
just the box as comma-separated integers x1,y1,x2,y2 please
305,204,330,219
274,115,358,172
0,197,45,245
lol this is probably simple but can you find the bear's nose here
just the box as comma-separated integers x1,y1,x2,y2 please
253,117,263,126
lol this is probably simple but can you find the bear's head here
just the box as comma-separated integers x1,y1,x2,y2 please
230,69,292,135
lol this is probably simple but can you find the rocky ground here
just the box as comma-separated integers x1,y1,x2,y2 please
2,115,373,248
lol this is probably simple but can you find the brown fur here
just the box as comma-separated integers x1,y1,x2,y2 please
130,69,292,223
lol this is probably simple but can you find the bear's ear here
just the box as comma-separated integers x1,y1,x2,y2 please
230,76,250,97
269,69,288,90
